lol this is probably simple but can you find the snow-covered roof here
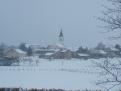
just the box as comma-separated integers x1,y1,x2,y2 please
98,50,107,54
15,49,26,54
90,49,98,52
111,47,119,51
48,43,65,49
25,43,46,49
55,43,65,48
78,53,89,56
90,49,107,54
60,49,68,52
45,52,54,56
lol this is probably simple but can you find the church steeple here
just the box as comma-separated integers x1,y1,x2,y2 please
59,29,63,37
59,29,64,46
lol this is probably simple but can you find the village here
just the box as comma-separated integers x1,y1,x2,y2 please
0,30,121,66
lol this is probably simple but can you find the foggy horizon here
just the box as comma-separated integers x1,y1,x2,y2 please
0,0,120,48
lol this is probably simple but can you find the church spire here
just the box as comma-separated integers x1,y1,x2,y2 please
59,28,64,46
59,29,63,38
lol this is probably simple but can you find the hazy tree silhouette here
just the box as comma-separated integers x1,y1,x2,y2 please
96,0,121,90
98,0,121,39
27,47,33,56
19,43,28,52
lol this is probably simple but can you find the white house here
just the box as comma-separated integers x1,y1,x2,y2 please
4,48,26,59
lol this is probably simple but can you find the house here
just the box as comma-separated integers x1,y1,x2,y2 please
47,49,72,59
106,47,121,58
89,49,107,58
4,48,26,59
77,53,90,59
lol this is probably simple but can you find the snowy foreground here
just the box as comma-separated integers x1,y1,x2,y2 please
0,58,120,91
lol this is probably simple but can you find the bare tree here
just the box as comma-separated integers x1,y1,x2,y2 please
98,0,121,38
95,58,121,90
96,0,121,90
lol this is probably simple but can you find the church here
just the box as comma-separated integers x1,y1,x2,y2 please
47,29,65,50
38,29,73,59
24,29,82,59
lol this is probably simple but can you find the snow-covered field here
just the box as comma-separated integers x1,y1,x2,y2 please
0,58,120,91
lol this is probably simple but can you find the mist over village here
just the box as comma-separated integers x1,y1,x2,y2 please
0,29,121,66
0,0,121,91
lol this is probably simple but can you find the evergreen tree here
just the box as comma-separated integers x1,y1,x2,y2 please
0,43,6,57
77,46,88,53
115,44,121,51
27,47,33,56
19,43,27,52
95,42,106,50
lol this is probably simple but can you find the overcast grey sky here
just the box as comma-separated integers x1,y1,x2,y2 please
0,0,120,48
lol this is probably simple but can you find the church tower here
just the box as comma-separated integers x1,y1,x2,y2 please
59,29,64,46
